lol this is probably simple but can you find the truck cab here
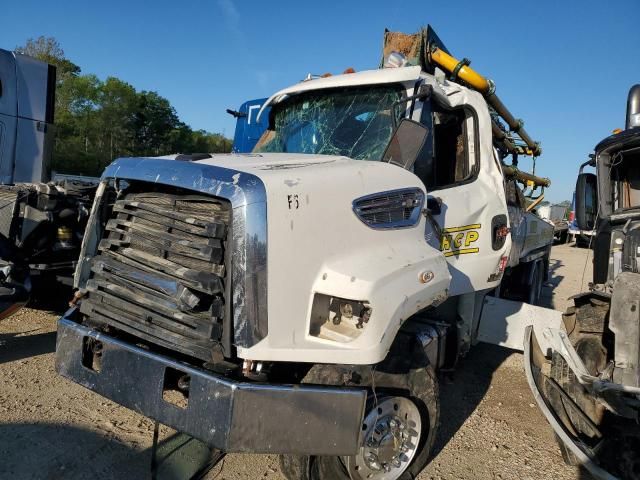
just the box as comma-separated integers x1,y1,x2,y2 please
0,49,56,184
228,98,269,153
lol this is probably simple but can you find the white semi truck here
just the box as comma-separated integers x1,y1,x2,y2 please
0,49,97,316
55,27,557,480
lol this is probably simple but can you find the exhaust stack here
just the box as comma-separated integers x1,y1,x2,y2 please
626,84,640,129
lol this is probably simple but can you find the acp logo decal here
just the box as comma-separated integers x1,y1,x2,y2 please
440,224,480,257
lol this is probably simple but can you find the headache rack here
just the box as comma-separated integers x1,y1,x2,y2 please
79,190,231,362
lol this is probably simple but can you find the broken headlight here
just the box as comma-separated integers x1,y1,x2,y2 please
309,293,372,343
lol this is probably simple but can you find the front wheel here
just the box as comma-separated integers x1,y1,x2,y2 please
280,350,439,480
342,394,427,479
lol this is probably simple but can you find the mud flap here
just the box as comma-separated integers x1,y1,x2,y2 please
151,430,224,480
523,326,619,480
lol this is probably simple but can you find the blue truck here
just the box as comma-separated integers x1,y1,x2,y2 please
227,98,270,153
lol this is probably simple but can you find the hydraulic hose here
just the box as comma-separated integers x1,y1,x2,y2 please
502,165,551,188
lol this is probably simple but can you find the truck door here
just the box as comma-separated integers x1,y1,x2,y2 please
14,54,56,184
0,50,18,184
415,100,510,296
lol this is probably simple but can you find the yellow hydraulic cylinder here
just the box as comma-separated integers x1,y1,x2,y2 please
430,48,491,93
429,47,542,157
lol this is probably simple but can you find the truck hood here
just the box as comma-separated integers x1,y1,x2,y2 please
132,152,429,203
96,152,451,364
195,152,347,172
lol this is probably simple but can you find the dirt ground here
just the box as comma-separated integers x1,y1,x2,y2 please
0,243,595,480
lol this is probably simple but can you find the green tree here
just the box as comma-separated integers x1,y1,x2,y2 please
15,37,233,176
168,123,195,153
15,36,80,77
97,77,138,166
53,74,102,173
133,91,180,156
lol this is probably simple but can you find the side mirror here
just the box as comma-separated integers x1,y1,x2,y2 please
382,119,429,169
575,172,597,230
426,196,442,215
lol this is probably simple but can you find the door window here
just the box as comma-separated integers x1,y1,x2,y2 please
415,102,477,190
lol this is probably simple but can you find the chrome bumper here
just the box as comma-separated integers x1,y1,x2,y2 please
524,326,620,480
55,313,367,455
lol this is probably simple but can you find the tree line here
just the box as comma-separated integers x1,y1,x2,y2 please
16,37,232,176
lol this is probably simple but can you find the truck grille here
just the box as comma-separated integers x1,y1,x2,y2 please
80,191,230,361
352,188,424,229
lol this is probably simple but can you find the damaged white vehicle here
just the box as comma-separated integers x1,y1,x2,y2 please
56,27,556,479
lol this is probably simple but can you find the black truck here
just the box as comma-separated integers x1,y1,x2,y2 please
527,85,640,480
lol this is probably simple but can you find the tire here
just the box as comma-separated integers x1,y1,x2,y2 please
575,234,592,249
559,230,569,244
280,333,439,480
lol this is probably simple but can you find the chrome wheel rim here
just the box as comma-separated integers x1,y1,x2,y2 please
345,396,422,480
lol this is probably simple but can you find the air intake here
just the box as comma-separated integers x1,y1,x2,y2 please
626,84,640,129
353,188,424,229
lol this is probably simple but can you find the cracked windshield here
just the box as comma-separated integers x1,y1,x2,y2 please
254,85,404,160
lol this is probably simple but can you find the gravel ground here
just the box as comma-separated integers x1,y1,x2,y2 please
0,243,596,480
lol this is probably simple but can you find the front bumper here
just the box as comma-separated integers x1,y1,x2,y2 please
524,326,640,480
55,313,367,455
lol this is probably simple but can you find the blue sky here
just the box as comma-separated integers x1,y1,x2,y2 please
2,0,639,202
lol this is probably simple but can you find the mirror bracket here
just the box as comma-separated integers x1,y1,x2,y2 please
391,84,433,129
